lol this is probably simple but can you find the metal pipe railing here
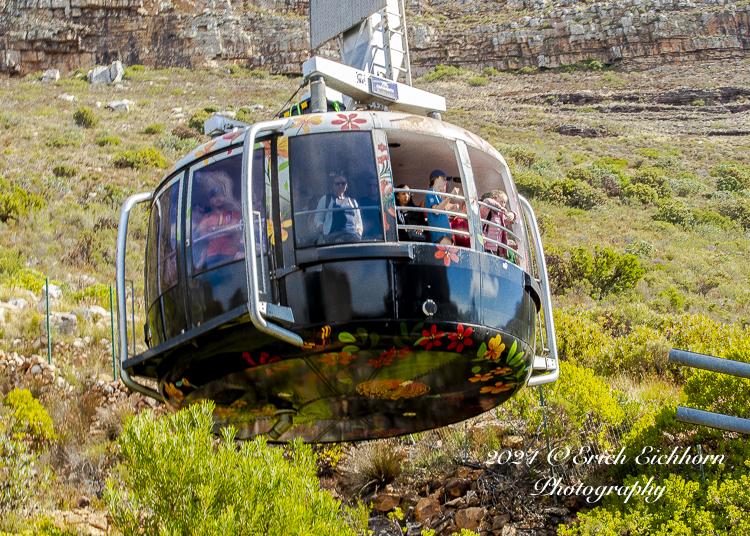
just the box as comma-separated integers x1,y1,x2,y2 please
669,348,750,435
241,119,303,347
116,191,164,402
519,196,558,387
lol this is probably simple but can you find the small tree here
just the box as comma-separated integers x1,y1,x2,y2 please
105,401,367,536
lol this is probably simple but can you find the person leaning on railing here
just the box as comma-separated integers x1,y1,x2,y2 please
480,190,516,259
425,170,460,245
395,184,427,242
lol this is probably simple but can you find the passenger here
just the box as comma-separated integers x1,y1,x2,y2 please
450,201,471,248
425,169,460,245
395,184,427,242
358,177,382,239
480,190,516,259
314,173,363,244
196,186,245,269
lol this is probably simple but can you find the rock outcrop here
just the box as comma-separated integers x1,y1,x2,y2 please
1,0,749,75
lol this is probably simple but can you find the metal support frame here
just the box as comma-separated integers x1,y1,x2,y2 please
116,191,164,402
241,119,304,348
669,348,750,434
519,196,559,387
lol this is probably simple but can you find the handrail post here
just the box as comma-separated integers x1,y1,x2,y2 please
240,119,304,347
520,196,559,387
116,191,164,402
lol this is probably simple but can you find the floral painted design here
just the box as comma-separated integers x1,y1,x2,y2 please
164,382,184,403
490,366,511,375
356,379,430,400
194,139,217,160
241,351,280,367
331,113,367,131
484,335,506,360
480,382,514,394
435,245,460,267
469,372,494,383
318,351,354,367
368,356,393,368
291,114,323,134
372,428,407,438
447,324,473,352
418,325,444,350
267,219,293,244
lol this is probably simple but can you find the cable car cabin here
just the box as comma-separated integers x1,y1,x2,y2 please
117,111,557,442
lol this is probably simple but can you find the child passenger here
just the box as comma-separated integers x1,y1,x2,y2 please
480,190,516,259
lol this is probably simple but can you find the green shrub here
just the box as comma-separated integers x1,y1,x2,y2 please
0,114,22,129
622,183,658,205
235,107,255,124
52,164,77,178
0,177,45,223
203,105,220,113
544,178,607,209
155,134,201,155
513,171,546,198
188,110,212,132
632,167,672,198
3,389,56,445
142,123,164,134
691,99,706,106
0,248,25,280
112,147,167,169
73,282,111,307
468,76,487,87
691,208,736,230
716,199,750,230
72,106,99,128
652,200,694,227
96,135,122,147
711,163,750,192
623,240,655,259
226,64,247,75
669,174,705,197
547,246,643,298
483,67,500,77
514,66,538,75
104,402,367,536
423,64,465,81
594,157,628,169
249,69,269,78
565,167,596,184
45,131,84,148
503,146,537,167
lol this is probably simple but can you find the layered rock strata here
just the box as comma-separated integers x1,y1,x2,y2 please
1,0,748,75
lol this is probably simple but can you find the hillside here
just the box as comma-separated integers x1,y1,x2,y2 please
0,59,749,535
1,0,749,76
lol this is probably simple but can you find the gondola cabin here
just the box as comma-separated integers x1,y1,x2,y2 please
115,2,557,442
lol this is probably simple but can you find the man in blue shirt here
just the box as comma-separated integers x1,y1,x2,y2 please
425,169,460,245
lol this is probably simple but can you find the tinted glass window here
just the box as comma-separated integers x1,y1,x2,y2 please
156,182,180,294
189,153,265,274
289,132,381,247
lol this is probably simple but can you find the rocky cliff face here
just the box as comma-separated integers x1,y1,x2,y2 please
1,0,748,75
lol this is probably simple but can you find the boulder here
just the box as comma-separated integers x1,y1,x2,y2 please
8,297,29,309
109,61,124,84
72,305,108,321
88,65,111,84
57,93,77,101
42,283,63,300
414,497,440,522
39,312,78,336
445,477,471,499
371,492,401,512
42,69,60,83
455,507,485,532
106,99,133,112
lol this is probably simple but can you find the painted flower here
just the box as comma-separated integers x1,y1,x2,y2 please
259,352,280,365
469,372,493,383
331,113,367,131
292,114,323,134
267,219,293,244
396,347,413,359
484,335,506,360
377,154,389,165
447,324,474,352
261,137,289,160
381,348,399,360
470,399,497,411
241,351,256,366
380,178,393,195
194,140,217,159
368,356,393,368
419,325,444,350
318,351,354,367
480,382,513,394
491,366,512,376
377,143,388,153
222,130,244,143
164,382,184,403
435,245,460,267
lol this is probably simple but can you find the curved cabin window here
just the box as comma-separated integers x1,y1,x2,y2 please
190,153,252,274
289,132,381,247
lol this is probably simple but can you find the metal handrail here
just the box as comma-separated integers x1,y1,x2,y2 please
241,119,303,347
116,191,164,402
519,195,558,387
669,348,750,435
